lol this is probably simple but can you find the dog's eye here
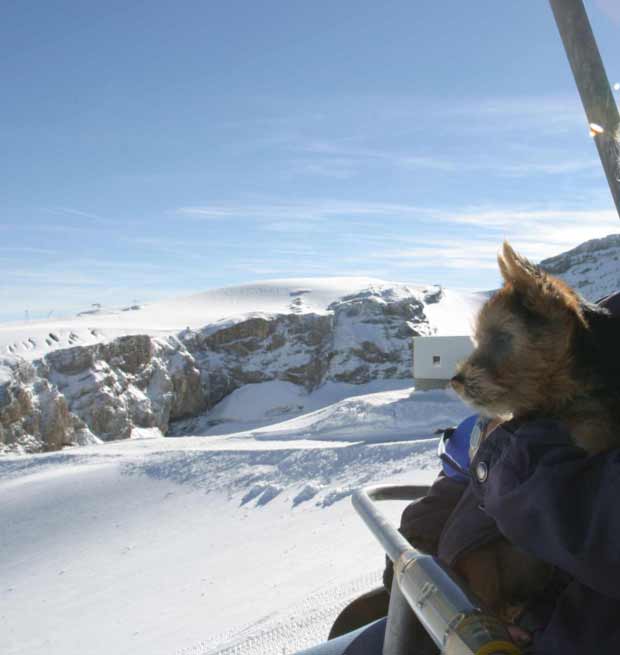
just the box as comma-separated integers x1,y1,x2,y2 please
489,330,513,356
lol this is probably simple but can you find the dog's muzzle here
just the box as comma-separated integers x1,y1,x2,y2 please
450,373,465,393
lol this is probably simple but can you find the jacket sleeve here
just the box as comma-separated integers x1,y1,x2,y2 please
399,472,468,552
470,418,620,600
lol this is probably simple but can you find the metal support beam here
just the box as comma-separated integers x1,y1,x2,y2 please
549,0,620,218
383,579,418,655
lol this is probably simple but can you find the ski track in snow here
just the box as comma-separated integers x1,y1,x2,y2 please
177,570,383,655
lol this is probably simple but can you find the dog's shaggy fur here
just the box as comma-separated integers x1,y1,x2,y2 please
449,242,620,619
453,241,620,453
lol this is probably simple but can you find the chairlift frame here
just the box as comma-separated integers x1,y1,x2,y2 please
549,0,620,217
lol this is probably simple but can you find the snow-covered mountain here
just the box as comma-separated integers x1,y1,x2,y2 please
3,230,620,456
540,234,620,301
0,279,482,454
4,228,620,458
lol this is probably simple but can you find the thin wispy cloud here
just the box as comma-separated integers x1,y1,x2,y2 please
176,200,434,223
203,94,595,183
300,140,597,178
121,236,241,262
174,198,620,287
175,199,618,239
444,96,588,137
0,246,58,255
372,240,501,269
441,206,619,231
596,0,620,23
355,216,619,275
497,159,599,176
42,207,110,223
302,142,461,173
291,158,358,179
34,223,121,236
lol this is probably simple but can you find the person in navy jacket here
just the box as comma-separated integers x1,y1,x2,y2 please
463,416,620,653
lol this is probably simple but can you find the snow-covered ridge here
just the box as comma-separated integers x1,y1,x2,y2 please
0,278,483,454
539,233,620,301
0,278,470,361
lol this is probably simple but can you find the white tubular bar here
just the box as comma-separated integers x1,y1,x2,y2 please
352,486,521,655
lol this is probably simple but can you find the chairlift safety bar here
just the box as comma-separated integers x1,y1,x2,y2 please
352,486,521,655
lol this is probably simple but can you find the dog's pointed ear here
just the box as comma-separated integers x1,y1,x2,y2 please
497,242,542,289
497,241,585,321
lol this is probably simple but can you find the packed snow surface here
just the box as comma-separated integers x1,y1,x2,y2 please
1,381,471,655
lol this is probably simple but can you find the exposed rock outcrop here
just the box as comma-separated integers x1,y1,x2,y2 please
326,287,433,384
41,335,207,442
0,360,97,452
184,312,334,407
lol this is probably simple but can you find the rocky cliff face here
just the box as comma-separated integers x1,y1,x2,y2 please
0,285,439,454
42,334,206,441
0,360,96,452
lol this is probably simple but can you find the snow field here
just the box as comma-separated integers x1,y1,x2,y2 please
174,379,468,442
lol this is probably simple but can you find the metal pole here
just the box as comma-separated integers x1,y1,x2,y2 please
352,485,427,563
383,578,419,655
549,0,620,218
352,486,521,655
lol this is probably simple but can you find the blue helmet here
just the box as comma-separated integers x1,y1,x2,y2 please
438,414,478,483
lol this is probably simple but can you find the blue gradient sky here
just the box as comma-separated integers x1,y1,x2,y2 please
2,0,619,321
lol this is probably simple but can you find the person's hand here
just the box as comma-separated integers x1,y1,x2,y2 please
506,624,532,647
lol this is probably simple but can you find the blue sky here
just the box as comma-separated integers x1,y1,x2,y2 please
1,0,619,322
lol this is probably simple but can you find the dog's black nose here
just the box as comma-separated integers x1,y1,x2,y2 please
451,373,465,385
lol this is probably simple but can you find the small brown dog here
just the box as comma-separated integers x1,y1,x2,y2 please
450,241,620,619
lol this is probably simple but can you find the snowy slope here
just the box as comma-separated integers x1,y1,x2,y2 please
0,383,469,655
540,234,620,301
173,380,467,441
